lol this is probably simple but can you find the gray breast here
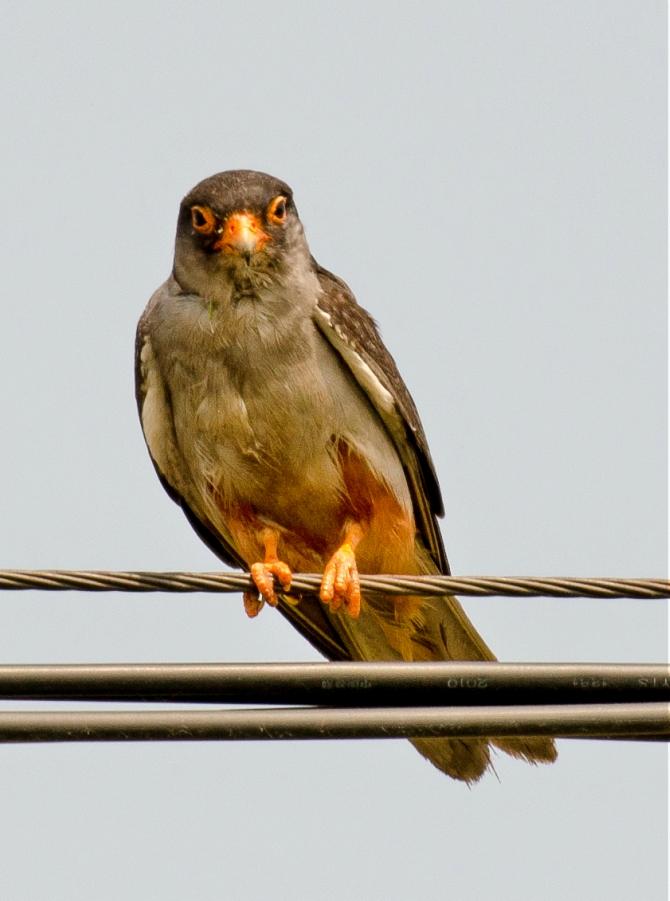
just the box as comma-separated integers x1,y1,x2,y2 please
145,276,411,535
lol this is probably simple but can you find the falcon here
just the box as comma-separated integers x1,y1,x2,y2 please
135,169,557,781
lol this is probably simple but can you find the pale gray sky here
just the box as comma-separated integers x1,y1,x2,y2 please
0,2,667,899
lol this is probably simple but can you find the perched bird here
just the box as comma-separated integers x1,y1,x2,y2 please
135,169,556,781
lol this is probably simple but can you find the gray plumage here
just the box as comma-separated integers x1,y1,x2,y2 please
135,169,557,780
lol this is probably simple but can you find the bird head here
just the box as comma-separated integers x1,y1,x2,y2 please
173,170,311,302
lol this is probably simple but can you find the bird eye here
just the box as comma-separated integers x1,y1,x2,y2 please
191,205,217,235
267,195,288,225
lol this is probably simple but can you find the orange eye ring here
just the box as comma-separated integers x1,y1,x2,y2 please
191,205,217,235
267,195,288,225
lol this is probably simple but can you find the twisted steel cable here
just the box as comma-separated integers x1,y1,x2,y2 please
0,569,667,598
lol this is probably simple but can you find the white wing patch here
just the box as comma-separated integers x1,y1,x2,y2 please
139,337,171,474
138,334,193,503
313,304,407,447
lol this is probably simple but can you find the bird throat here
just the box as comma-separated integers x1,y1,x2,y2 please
204,272,261,320
227,257,276,305
231,274,259,304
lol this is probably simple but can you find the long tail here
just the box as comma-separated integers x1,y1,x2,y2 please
330,590,557,783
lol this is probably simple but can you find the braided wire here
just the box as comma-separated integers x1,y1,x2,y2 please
0,570,667,598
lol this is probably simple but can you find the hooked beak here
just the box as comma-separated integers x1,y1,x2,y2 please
213,212,269,256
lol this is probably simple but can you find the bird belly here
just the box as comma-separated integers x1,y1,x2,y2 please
168,340,415,575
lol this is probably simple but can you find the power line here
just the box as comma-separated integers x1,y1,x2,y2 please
0,570,668,598
0,661,667,706
0,573,666,745
0,703,666,744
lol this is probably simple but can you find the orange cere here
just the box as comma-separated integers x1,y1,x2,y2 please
213,211,269,255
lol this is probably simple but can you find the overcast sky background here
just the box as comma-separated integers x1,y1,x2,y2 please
0,3,667,899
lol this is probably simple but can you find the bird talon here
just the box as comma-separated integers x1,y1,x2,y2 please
243,590,264,618
320,543,362,618
250,559,292,609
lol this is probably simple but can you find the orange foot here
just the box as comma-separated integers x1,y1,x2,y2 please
320,531,363,618
243,528,293,618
